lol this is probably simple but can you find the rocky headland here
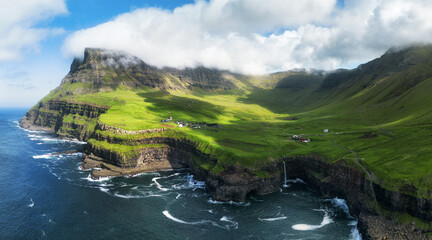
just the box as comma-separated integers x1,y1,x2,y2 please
20,47,432,239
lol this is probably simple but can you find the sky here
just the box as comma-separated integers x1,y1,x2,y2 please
1,0,432,108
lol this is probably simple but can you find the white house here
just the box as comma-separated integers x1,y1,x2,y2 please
323,129,329,133
178,124,184,128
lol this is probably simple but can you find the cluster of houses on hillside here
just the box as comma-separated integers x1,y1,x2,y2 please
161,117,221,131
291,134,310,143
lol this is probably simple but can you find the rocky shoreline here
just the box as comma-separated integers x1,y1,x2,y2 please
19,100,432,239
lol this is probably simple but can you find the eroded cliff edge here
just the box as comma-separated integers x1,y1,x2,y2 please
283,156,432,239
20,47,432,239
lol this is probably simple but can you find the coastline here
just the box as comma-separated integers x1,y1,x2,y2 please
19,104,432,239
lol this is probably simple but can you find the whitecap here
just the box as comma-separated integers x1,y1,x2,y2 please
350,224,362,240
176,193,182,199
99,187,109,193
162,210,211,225
207,199,250,207
27,198,34,207
220,216,239,230
258,216,287,222
292,211,333,231
33,154,56,159
82,174,111,182
152,177,170,191
330,197,350,215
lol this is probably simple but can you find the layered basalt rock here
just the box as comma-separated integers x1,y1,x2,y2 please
19,100,108,141
83,125,281,202
282,155,432,239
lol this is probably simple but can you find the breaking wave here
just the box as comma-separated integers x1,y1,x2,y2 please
292,210,333,231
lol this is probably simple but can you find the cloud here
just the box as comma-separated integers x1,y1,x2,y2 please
0,0,67,61
63,0,432,74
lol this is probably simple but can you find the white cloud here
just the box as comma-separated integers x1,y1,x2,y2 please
0,0,67,61
63,0,432,74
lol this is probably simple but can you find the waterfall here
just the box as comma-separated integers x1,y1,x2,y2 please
282,160,288,187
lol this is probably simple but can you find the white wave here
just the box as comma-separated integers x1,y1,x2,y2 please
99,187,109,193
292,211,333,231
163,210,212,225
27,198,34,207
258,216,287,222
112,193,143,199
152,177,170,191
186,174,205,189
207,199,250,207
33,154,56,159
41,230,46,236
176,193,182,199
48,219,55,224
82,174,111,182
220,216,239,230
330,197,350,215
350,225,362,240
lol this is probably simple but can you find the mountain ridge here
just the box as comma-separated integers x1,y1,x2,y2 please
20,45,432,239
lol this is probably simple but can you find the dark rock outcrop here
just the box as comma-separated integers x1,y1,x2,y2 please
282,155,432,239
19,100,108,141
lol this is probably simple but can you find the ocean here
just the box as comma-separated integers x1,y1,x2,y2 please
0,108,361,239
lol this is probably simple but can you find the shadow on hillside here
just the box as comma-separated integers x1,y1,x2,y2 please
237,87,327,116
137,91,226,120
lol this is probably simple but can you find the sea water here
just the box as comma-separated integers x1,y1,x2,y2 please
0,109,361,239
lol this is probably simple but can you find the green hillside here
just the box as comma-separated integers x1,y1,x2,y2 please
34,46,432,198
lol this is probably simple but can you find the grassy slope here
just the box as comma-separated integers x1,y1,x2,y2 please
39,46,432,199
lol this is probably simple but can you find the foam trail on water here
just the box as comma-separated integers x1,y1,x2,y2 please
28,198,34,207
163,211,211,225
152,177,170,191
207,199,250,207
220,216,239,230
258,216,287,222
82,174,111,182
33,154,56,159
292,211,333,231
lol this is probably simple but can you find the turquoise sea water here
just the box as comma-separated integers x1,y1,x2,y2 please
0,109,361,239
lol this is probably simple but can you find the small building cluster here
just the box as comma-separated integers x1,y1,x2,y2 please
160,117,221,132
160,117,173,122
291,134,310,143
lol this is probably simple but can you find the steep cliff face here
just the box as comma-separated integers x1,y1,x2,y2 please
83,123,281,202
20,100,108,141
283,156,432,239
60,48,270,94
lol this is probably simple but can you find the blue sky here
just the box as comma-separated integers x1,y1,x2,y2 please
1,0,431,108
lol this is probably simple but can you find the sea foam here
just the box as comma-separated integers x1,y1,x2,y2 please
292,211,333,231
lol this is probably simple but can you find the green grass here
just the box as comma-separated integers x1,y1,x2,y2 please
64,83,432,195
37,45,432,196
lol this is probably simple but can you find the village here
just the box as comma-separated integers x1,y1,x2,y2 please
161,117,221,132
288,129,329,143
